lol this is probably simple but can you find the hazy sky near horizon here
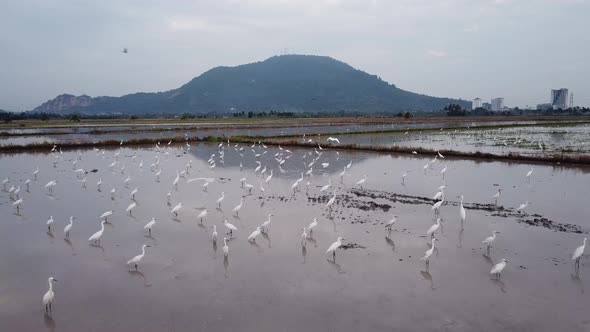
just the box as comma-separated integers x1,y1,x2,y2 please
1,0,589,111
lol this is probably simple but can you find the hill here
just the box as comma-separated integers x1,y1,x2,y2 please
32,55,470,115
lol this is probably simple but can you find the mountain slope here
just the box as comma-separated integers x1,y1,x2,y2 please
33,55,469,114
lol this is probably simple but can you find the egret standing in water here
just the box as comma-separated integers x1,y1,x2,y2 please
421,238,437,268
89,220,106,244
45,180,57,193
42,277,58,313
516,201,529,214
223,220,238,236
260,214,274,233
301,227,308,247
12,198,23,213
458,195,466,224
492,189,502,205
356,175,368,189
326,237,344,260
482,231,499,253
525,168,534,183
212,225,218,243
100,210,113,222
248,227,262,242
326,191,336,212
171,202,182,217
490,259,508,279
216,192,225,209
426,218,441,239
46,216,54,232
232,199,243,216
223,237,229,257
572,237,587,272
385,216,398,234
126,202,137,216
307,218,318,236
144,217,156,235
197,209,208,224
64,216,75,238
127,244,151,270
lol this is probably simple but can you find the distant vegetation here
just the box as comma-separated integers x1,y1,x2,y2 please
30,55,470,116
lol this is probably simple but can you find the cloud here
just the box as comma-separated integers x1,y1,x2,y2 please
427,50,448,57
168,18,211,31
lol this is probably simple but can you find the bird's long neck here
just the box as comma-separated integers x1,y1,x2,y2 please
460,197,463,205
100,223,105,232
48,280,53,292
141,246,146,256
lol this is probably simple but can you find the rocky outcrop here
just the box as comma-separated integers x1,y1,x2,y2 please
32,94,94,113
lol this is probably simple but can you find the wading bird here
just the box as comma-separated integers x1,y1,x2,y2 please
144,218,156,235
572,238,587,272
64,216,75,238
248,227,262,242
490,259,508,279
224,220,238,236
421,238,436,268
326,237,344,260
127,244,151,270
42,277,58,313
89,220,107,244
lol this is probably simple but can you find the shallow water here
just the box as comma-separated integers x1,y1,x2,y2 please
0,143,589,331
0,119,563,147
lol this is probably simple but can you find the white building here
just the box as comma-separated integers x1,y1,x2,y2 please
491,97,504,112
472,98,482,109
551,88,568,109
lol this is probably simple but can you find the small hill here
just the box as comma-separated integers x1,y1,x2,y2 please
32,55,469,115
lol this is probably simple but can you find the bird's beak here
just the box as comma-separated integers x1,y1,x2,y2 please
146,245,152,248
53,279,58,282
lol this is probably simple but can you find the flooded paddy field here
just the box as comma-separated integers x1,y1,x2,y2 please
2,118,585,148
1,142,589,331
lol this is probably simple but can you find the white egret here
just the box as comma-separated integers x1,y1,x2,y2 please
89,220,107,244
356,174,368,189
97,178,102,190
516,201,529,214
46,216,54,232
326,237,344,259
216,192,225,209
25,179,31,191
99,210,113,222
110,188,116,199
197,209,208,223
42,277,58,313
248,227,262,242
327,137,340,144
171,202,182,217
426,218,441,239
173,171,180,189
320,180,331,193
421,238,437,267
12,198,23,213
130,187,138,200
260,214,274,233
33,167,39,180
432,190,444,201
307,218,318,236
166,191,171,203
223,220,238,236
301,227,308,247
64,216,75,238
45,180,57,193
212,225,218,243
459,195,466,223
490,259,508,279
385,216,398,233
232,199,243,216
326,191,337,211
440,165,447,179
482,231,499,252
431,198,444,217
223,237,229,257
264,170,273,183
240,177,246,188
144,217,156,235
339,167,346,182
401,172,407,184
346,160,352,169
572,238,587,271
126,202,137,216
492,189,502,205
127,244,151,270
525,168,534,182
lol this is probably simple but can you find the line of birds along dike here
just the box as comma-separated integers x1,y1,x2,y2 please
2,133,590,166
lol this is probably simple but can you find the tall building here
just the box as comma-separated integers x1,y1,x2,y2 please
472,98,482,109
551,88,568,109
491,97,504,112
482,102,491,111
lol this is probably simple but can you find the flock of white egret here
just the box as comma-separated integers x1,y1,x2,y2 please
1,136,587,316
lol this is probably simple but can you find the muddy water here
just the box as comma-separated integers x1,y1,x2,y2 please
0,119,560,147
323,123,590,157
0,143,588,331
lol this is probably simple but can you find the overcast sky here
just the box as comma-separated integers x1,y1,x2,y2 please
1,0,589,111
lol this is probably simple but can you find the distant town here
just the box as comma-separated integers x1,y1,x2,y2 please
472,88,573,112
